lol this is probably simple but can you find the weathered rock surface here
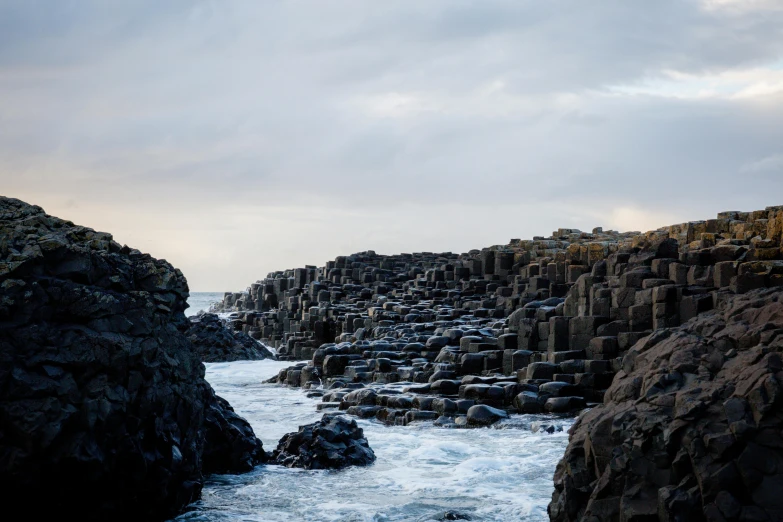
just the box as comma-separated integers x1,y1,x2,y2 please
0,197,264,521
549,288,783,522
206,208,771,437
203,395,266,474
466,404,508,426
272,415,376,469
188,312,275,362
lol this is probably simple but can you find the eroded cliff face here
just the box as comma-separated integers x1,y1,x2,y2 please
549,288,783,522
0,197,263,521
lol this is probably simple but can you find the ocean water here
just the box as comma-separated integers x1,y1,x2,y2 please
176,360,572,522
187,292,226,317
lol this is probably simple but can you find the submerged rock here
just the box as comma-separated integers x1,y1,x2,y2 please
272,415,376,469
549,288,783,522
0,197,264,521
188,312,275,362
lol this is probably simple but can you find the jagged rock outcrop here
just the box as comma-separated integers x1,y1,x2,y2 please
188,312,275,362
0,197,264,521
549,288,783,522
272,415,376,469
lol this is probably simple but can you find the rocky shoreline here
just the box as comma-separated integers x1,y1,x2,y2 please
2,195,782,520
215,205,783,520
0,197,370,521
0,197,270,520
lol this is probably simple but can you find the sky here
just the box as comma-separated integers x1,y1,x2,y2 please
1,0,782,291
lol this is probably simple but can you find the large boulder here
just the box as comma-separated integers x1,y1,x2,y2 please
0,197,264,521
549,288,783,522
187,312,275,362
272,415,376,469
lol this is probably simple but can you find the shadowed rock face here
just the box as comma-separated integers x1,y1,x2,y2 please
549,288,783,522
188,312,275,362
0,197,264,521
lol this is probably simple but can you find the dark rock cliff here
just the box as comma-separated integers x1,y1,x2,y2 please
0,197,264,521
549,288,783,522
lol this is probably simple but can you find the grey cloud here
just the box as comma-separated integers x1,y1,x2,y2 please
1,0,782,290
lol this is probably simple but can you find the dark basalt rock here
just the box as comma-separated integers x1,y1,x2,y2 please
272,415,376,469
203,395,266,474
549,288,783,522
465,404,508,426
0,197,264,521
188,312,275,362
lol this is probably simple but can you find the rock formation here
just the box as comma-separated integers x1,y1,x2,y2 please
187,312,275,362
272,414,376,469
549,287,783,522
0,197,264,521
213,206,782,433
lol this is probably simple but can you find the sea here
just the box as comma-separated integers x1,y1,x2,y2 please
187,292,227,317
172,359,572,522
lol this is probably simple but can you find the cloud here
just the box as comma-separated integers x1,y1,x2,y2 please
740,154,783,174
0,0,782,290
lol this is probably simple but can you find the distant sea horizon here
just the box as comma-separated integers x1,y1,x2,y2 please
186,291,226,317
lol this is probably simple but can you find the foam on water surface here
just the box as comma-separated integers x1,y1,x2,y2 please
175,360,572,522
186,292,225,317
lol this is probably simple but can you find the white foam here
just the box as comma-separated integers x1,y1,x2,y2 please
176,360,572,522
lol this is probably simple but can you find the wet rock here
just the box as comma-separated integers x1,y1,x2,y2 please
341,388,378,407
530,422,563,434
404,410,440,424
430,379,461,395
203,395,266,473
272,415,375,469
434,415,457,427
188,312,275,362
544,396,586,413
466,404,508,426
539,381,580,398
0,197,264,521
513,391,543,413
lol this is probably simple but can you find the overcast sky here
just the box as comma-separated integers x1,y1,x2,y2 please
1,0,782,291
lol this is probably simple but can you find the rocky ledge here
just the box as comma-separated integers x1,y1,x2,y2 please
272,414,376,470
549,287,783,522
188,312,275,362
0,197,264,521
